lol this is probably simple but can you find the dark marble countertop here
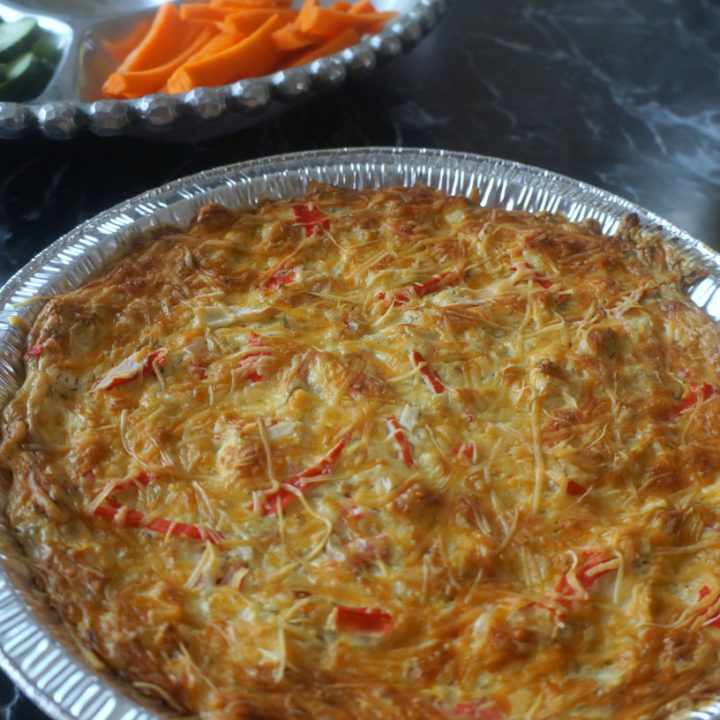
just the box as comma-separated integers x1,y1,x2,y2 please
1,0,720,717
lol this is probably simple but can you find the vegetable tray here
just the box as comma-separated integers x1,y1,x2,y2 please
0,0,445,140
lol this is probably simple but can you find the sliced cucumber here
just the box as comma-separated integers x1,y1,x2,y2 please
0,51,50,101
31,32,60,66
0,18,40,64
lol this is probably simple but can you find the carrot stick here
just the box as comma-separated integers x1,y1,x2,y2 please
167,14,284,93
106,17,153,65
349,0,388,33
211,0,292,7
103,0,395,99
186,30,246,62
296,0,319,35
103,26,218,98
288,26,360,67
272,21,317,51
224,8,298,35
349,0,378,12
117,3,194,73
180,4,237,22
298,0,396,37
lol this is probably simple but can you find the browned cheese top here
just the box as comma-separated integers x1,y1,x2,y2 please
3,185,720,720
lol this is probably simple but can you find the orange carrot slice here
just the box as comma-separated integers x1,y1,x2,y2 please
349,0,378,12
117,3,195,73
104,0,396,99
272,21,317,51
296,0,319,34
224,8,298,35
298,0,396,37
211,0,292,7
348,0,387,32
167,14,284,93
103,26,218,98
106,17,153,65
288,26,360,66
180,4,238,22
187,30,246,62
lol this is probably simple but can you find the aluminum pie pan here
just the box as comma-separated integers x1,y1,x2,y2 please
0,0,446,141
2,147,720,720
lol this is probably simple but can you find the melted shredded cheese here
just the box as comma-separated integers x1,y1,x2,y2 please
3,185,720,720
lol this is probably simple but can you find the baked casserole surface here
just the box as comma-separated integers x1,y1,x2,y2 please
3,184,720,719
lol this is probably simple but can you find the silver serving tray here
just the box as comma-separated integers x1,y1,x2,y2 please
0,0,446,140
2,147,720,720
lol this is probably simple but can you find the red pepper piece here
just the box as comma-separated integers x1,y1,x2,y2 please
410,349,446,393
510,262,536,274
533,552,618,617
698,382,714,400
677,383,710,413
189,360,208,379
697,586,720,628
93,348,167,391
292,204,330,236
510,262,568,301
26,343,43,357
94,499,223,545
264,268,297,289
415,270,455,297
237,351,271,383
553,552,615,608
660,380,716,421
377,270,457,308
259,477,314,515
108,470,157,495
237,333,272,384
376,289,412,307
454,701,504,720
258,435,348,516
451,443,475,460
292,434,348,480
332,606,394,634
386,415,413,467
565,480,587,496
145,349,167,369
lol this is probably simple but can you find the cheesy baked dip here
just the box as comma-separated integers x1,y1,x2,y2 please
3,184,720,720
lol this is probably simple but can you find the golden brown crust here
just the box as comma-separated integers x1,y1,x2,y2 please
3,184,720,719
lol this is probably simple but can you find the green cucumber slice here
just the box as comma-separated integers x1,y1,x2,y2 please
0,50,50,101
31,32,60,66
0,18,40,64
